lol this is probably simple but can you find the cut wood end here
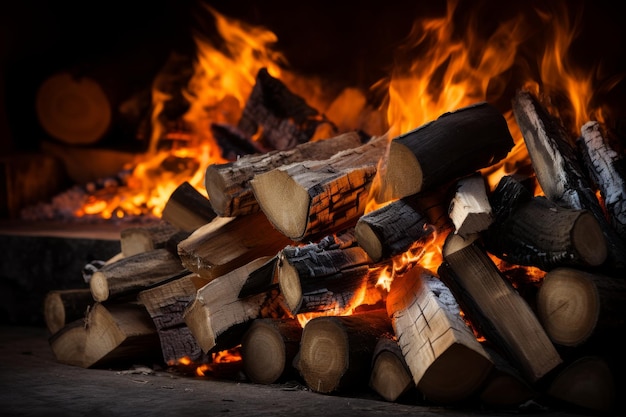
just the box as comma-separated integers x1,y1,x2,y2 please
241,320,286,384
369,350,414,402
89,272,110,303
379,141,423,202
572,212,607,266
204,166,230,216
43,292,65,335
441,232,480,258
354,220,383,262
277,253,303,314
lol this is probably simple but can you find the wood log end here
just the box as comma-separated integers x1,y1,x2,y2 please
277,253,304,315
572,212,608,266
379,141,422,202
204,165,230,216
89,271,110,303
354,220,383,262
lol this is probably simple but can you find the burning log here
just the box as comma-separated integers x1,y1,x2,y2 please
448,172,494,238
205,131,363,217
240,317,303,385
368,335,416,403
161,181,217,233
512,89,626,272
578,121,626,241
294,309,393,394
89,248,188,302
251,135,387,241
211,123,266,161
43,288,93,335
137,273,211,364
120,221,180,257
535,267,626,348
484,175,608,270
49,302,162,369
177,212,293,282
375,102,514,203
386,267,493,404
438,232,562,382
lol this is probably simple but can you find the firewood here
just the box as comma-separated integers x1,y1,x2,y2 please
89,248,188,302
183,257,290,354
484,175,608,270
120,221,180,257
295,309,393,394
369,335,416,402
205,131,363,217
137,273,211,364
386,266,493,404
251,135,387,241
240,318,303,384
237,68,334,151
43,289,93,335
375,102,514,203
161,181,217,232
177,212,293,282
512,89,626,272
355,195,436,262
211,122,266,161
547,356,616,414
536,267,626,347
448,172,494,238
49,302,162,368
578,121,626,241
438,232,562,382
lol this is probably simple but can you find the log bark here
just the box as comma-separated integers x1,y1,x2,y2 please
120,221,180,257
369,335,416,403
295,309,393,394
43,288,93,335
376,102,514,203
161,181,217,233
386,266,492,404
484,175,608,270
448,172,494,238
205,131,363,217
251,135,387,241
89,248,187,302
536,267,626,347
438,232,562,382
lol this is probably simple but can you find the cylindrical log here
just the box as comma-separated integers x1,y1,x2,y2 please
43,289,93,335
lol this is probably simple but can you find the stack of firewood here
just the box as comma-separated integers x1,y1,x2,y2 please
45,69,626,415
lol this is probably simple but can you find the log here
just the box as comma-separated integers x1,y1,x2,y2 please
89,248,187,302
161,181,217,232
484,175,608,270
240,318,303,384
120,221,180,257
251,135,387,241
211,122,266,161
177,212,293,282
137,273,211,364
295,309,393,394
205,131,363,217
368,335,416,403
43,288,93,335
448,172,494,238
536,267,626,347
375,102,514,203
512,90,626,272
438,232,562,382
386,266,492,404
49,302,162,368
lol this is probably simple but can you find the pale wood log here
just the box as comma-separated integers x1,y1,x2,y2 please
512,90,626,272
484,175,608,269
205,131,363,217
369,335,416,402
438,232,562,382
376,102,514,203
120,221,180,257
386,267,492,404
43,289,93,335
251,135,387,241
536,267,626,347
177,212,293,282
240,318,303,384
161,181,217,233
448,172,494,238
578,121,626,241
295,309,393,394
89,248,187,302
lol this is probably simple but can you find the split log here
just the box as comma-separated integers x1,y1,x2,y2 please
237,68,334,151
251,135,387,241
355,195,436,262
484,175,608,270
536,267,626,347
161,181,217,233
49,302,162,368
295,309,393,394
369,335,416,403
578,121,626,241
43,288,93,335
177,212,293,282
205,131,363,217
137,273,211,364
240,318,303,384
448,172,494,238
512,89,626,272
376,101,514,203
183,257,291,353
438,232,562,382
89,248,187,302
386,266,493,404
120,221,180,257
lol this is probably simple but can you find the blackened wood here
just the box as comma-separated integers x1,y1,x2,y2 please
161,181,217,232
211,123,266,161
